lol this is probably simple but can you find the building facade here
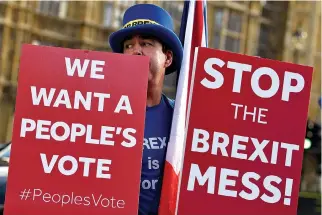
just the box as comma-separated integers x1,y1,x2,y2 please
0,1,320,142
0,1,321,210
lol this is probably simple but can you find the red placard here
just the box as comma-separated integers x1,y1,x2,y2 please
4,44,149,215
177,47,313,215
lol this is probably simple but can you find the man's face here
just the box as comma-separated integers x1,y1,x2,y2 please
123,35,173,82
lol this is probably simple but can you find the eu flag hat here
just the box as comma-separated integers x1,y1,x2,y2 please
108,4,183,75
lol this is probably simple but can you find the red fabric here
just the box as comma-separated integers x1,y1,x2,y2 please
158,162,179,215
158,1,207,214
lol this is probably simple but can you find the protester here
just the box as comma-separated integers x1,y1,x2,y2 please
109,3,183,215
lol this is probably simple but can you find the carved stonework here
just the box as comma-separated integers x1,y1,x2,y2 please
1,83,16,103
0,0,320,139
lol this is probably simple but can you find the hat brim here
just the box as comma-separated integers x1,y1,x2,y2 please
109,24,183,75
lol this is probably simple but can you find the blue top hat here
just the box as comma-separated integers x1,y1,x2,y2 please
108,4,183,75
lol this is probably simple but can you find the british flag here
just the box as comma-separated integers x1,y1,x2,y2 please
159,0,208,214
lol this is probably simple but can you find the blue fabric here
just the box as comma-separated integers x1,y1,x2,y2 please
138,95,174,215
122,4,174,30
108,4,183,75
